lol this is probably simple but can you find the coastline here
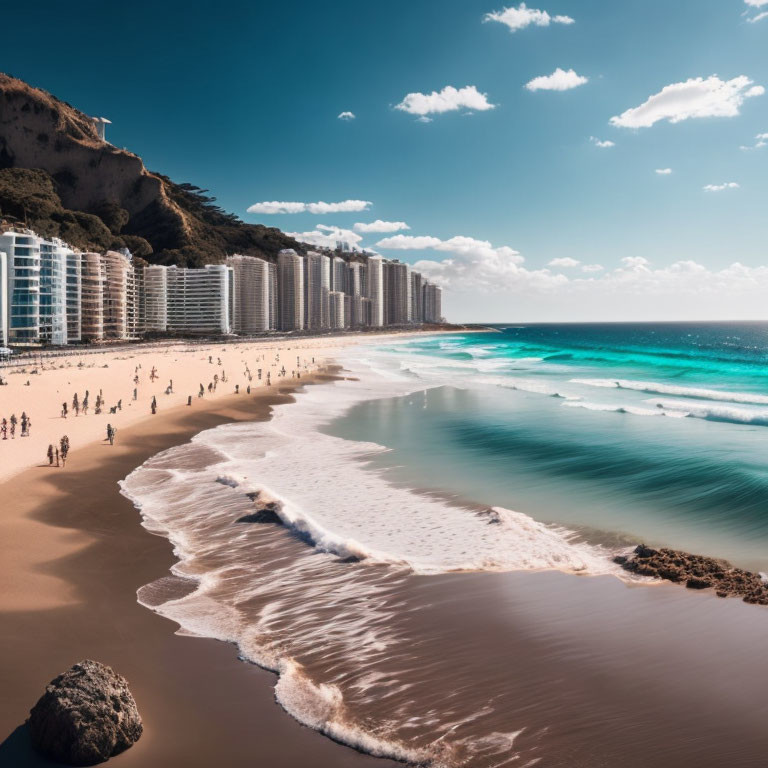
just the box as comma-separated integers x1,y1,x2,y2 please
0,374,399,768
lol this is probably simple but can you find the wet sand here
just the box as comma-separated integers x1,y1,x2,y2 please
0,378,397,768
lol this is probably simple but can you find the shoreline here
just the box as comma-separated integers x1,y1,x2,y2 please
0,372,398,768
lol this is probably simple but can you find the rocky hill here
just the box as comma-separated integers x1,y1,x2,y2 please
0,74,301,265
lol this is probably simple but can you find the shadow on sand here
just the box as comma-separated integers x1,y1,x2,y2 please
0,724,60,766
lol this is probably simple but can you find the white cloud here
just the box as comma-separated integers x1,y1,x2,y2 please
353,220,410,233
247,199,372,215
745,0,768,6
610,76,764,128
286,225,364,249
525,68,588,92
655,168,672,175
372,232,768,322
740,131,768,150
337,111,355,120
590,136,615,148
395,85,495,116
703,182,740,191
484,3,574,32
376,234,444,250
748,11,768,22
549,257,581,268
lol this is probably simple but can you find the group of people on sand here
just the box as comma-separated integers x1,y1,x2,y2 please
47,435,70,467
1,412,31,440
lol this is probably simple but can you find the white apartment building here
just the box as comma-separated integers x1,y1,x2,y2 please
39,238,70,346
66,250,82,343
277,249,304,331
365,254,384,327
384,260,411,326
0,251,7,348
268,261,277,331
102,250,134,339
411,271,424,324
80,252,106,340
227,255,271,333
0,230,42,344
143,264,169,332
304,251,330,330
330,256,347,294
328,290,346,330
167,264,232,335
423,283,443,323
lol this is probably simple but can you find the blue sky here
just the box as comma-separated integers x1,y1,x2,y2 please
2,0,768,320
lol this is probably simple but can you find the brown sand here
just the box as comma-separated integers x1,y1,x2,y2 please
0,378,396,767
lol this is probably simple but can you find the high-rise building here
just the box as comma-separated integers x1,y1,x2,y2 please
277,249,304,331
39,238,69,345
143,265,169,332
66,250,82,343
328,290,346,330
423,283,443,323
0,230,42,344
268,261,277,331
411,271,424,324
304,251,330,330
167,264,232,335
385,260,411,325
80,252,106,340
365,255,384,327
330,256,347,294
102,250,134,339
0,250,8,348
227,255,271,333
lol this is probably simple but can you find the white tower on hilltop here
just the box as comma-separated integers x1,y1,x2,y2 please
92,117,112,142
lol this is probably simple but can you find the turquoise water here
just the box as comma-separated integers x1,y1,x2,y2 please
330,323,768,572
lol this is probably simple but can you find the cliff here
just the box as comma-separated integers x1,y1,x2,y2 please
0,74,301,265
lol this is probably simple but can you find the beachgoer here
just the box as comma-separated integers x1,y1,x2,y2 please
62,402,68,418
47,444,54,465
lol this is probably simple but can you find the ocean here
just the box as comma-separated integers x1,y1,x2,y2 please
120,323,768,767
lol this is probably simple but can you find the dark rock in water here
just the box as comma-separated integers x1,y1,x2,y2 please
618,544,768,606
236,500,282,525
28,660,142,765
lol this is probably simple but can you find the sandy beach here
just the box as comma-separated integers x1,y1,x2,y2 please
0,332,438,766
0,354,404,767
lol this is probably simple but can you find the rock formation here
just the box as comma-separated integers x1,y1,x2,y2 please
616,545,768,604
28,659,142,765
0,73,300,264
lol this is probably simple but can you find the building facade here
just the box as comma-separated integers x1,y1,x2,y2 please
0,230,42,344
167,264,232,335
39,237,70,345
227,255,271,333
304,251,330,330
277,249,304,331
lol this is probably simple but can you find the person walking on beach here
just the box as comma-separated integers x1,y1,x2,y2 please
73,393,80,416
47,444,54,465
60,436,69,467
199,383,205,398
133,387,138,401
151,396,157,415
1,419,7,440
10,414,17,438
61,402,68,418
20,412,28,437
106,424,116,445
55,446,60,467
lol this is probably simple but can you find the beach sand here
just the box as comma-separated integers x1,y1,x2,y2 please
0,373,398,767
